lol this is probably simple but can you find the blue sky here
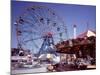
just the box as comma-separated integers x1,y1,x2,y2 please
11,1,96,49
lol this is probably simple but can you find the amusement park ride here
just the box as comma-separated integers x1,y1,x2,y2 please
14,6,68,57
11,5,96,74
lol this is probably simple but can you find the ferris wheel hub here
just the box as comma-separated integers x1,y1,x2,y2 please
43,32,53,38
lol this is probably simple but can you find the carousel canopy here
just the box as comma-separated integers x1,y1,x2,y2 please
77,30,96,38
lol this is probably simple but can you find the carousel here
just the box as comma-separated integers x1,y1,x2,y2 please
54,30,96,71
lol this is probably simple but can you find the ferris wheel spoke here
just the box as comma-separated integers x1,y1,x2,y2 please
31,40,39,48
22,18,36,26
28,8,43,21
24,37,43,43
31,7,53,26
28,11,44,27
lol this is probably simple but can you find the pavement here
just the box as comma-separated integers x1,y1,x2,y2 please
11,63,48,74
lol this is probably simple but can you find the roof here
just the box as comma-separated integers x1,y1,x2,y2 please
77,30,96,38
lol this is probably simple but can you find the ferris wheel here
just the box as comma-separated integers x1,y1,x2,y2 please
14,6,68,55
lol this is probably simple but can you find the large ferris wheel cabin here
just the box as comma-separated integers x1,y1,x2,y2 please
11,0,96,74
